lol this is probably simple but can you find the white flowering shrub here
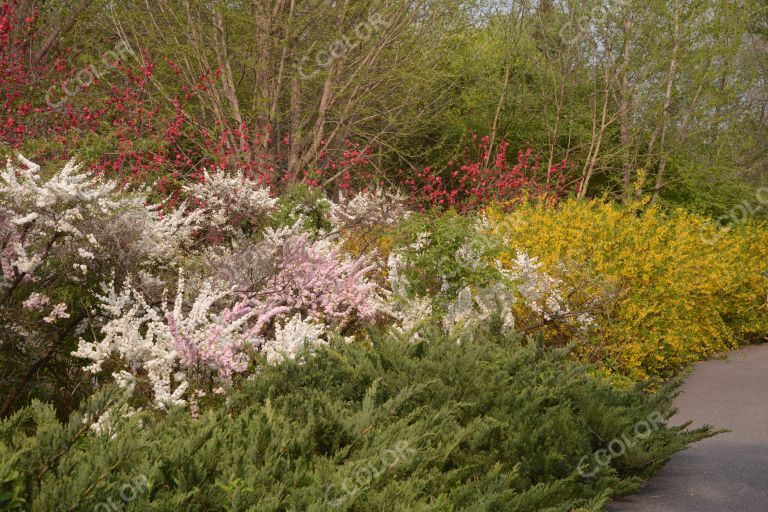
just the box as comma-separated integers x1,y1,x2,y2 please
71,196,384,409
0,156,116,285
504,251,595,332
74,230,381,408
95,202,201,266
0,155,199,416
184,169,277,241
330,189,409,230
441,284,516,336
74,273,251,409
382,213,519,337
262,314,327,365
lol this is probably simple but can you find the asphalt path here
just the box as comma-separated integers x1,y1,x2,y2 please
607,344,768,512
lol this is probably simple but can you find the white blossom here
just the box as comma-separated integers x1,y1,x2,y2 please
504,251,594,330
261,314,327,364
72,278,191,409
330,189,409,229
184,169,277,237
442,284,515,335
0,155,200,289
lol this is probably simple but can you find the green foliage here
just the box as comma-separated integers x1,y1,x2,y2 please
1,328,711,511
391,209,501,301
273,184,334,233
658,159,758,219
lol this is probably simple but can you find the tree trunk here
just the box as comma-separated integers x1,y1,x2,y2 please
651,4,680,203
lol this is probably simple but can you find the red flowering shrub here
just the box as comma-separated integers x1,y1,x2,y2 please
400,137,577,211
0,3,52,150
299,137,577,210
1,1,576,211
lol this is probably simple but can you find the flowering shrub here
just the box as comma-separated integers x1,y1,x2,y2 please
400,138,577,212
387,211,498,300
330,188,409,230
0,154,391,413
504,250,598,336
383,209,593,340
73,226,383,408
184,169,277,242
488,199,768,380
262,314,327,365
0,4,50,150
0,155,198,414
440,284,516,336
73,272,328,409
0,156,199,276
258,232,381,327
59,174,383,409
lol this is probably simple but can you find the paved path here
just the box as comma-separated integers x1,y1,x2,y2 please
607,344,768,512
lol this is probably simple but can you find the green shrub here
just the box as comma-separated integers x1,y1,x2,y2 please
389,209,501,301
1,328,710,511
273,184,334,233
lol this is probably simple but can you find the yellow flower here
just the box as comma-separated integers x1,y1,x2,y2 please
487,199,768,380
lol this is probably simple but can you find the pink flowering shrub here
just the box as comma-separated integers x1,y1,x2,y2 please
74,228,383,408
257,232,381,327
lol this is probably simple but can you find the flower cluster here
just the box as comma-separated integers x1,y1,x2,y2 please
508,252,570,322
503,251,595,331
0,156,115,282
262,314,327,365
184,169,277,240
0,155,199,282
258,232,381,327
331,189,409,229
73,273,260,409
0,155,205,416
400,138,575,212
72,279,188,409
70,197,382,408
74,229,381,408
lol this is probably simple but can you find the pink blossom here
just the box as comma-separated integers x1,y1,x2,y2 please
23,292,50,311
251,233,381,329
43,302,70,323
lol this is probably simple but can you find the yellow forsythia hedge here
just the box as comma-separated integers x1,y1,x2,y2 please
488,199,768,380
